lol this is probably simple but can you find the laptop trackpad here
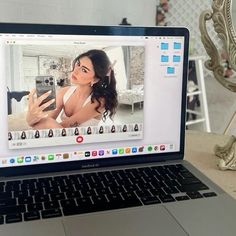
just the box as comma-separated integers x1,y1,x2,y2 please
62,206,187,236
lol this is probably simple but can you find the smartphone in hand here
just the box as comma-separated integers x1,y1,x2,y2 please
35,76,56,111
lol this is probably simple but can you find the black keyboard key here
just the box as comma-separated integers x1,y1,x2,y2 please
13,190,29,198
35,194,50,203
63,197,94,216
66,191,81,199
203,192,217,198
0,215,4,224
140,196,161,205
187,192,203,199
121,193,142,207
44,201,60,210
91,195,109,210
0,205,26,215
0,192,12,199
175,195,190,201
6,213,22,224
50,193,65,201
60,199,76,209
135,190,152,198
41,208,62,219
18,196,34,205
24,211,40,221
76,197,93,208
178,183,209,192
27,203,43,212
159,194,175,203
0,198,16,207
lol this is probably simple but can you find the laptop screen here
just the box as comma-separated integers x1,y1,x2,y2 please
0,24,189,176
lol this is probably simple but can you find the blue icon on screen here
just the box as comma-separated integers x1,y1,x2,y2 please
112,149,118,155
173,42,181,49
10,158,15,164
161,42,169,50
132,147,137,153
173,55,181,62
161,55,169,62
167,67,175,74
25,156,32,162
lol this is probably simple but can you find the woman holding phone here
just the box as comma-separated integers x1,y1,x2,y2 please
26,49,118,129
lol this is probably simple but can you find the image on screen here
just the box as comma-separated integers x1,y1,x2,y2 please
6,43,145,149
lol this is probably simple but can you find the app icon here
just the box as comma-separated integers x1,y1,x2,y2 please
138,146,144,152
33,156,39,162
160,145,166,151
85,151,90,157
2,160,7,165
154,146,158,151
63,153,69,159
17,157,24,163
99,150,104,156
125,148,131,154
10,158,15,164
119,148,124,154
41,156,46,161
112,149,118,155
25,156,32,162
48,154,54,161
56,154,62,159
92,151,97,157
132,147,137,153
148,146,153,152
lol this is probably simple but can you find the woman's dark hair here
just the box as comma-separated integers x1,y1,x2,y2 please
72,49,118,120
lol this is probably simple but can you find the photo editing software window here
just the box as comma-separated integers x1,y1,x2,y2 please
0,32,185,167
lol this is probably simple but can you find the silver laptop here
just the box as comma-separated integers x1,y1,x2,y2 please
0,23,235,236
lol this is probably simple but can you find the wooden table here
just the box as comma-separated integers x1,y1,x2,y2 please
185,130,236,199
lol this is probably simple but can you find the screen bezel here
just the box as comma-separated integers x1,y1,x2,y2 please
0,23,189,177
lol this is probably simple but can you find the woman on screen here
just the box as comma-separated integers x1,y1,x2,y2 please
26,49,118,129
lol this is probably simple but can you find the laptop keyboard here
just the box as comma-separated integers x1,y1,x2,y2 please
0,164,217,224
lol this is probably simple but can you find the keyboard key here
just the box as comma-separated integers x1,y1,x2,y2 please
35,194,50,203
41,208,62,219
175,195,190,201
140,196,161,205
203,192,217,198
0,205,26,215
44,201,60,210
0,198,16,207
6,213,22,224
0,215,4,224
159,194,175,203
50,193,65,201
27,203,43,212
18,196,34,205
187,192,203,199
24,211,40,221
178,183,209,192
60,199,76,208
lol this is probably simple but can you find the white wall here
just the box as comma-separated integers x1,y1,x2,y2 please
0,0,156,26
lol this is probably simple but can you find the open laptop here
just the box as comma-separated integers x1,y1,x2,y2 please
0,23,235,236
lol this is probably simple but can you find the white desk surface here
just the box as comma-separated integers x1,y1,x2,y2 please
185,130,236,199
